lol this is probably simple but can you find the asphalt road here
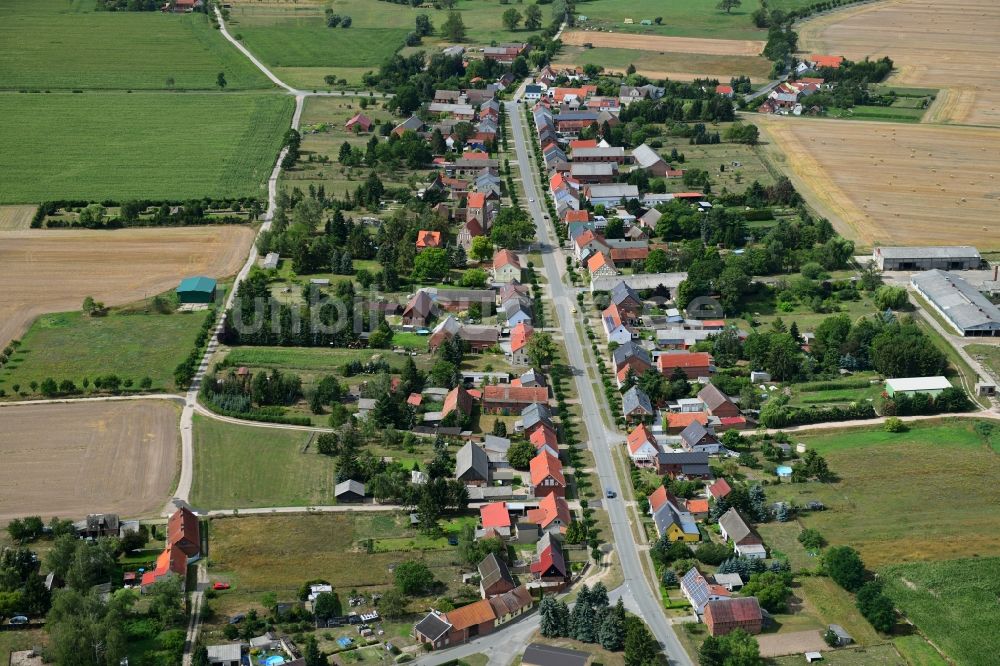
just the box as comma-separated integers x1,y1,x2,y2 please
506,98,693,666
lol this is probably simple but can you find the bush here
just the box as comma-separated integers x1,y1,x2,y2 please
797,528,825,550
694,542,731,566
883,416,907,433
824,545,866,592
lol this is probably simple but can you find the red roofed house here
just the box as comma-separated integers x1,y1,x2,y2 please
407,393,423,407
609,245,649,265
531,533,569,584
704,597,763,636
810,54,844,69
697,384,741,419
416,230,443,250
526,493,571,534
480,502,511,530
563,209,590,224
686,499,710,520
709,478,732,500
587,252,618,278
168,506,201,559
508,322,534,366
529,427,560,458
467,192,493,228
140,544,187,591
715,85,734,97
442,385,474,421
648,486,672,515
665,411,710,435
493,249,523,283
569,138,597,152
627,423,660,467
171,0,204,11
530,451,566,498
657,352,713,379
345,113,373,132
443,598,497,643
483,384,549,414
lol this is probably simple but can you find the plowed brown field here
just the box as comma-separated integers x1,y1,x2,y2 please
756,116,1000,249
0,401,179,522
0,226,254,347
799,0,1000,126
560,30,765,56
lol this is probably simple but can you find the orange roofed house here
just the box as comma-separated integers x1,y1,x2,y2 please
527,493,572,535
657,352,713,380
530,451,566,498
141,506,200,591
345,113,373,132
416,230,442,250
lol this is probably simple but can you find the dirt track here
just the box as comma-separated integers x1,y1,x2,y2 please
799,0,1000,126
0,401,179,522
0,225,254,348
560,30,764,57
755,116,1000,250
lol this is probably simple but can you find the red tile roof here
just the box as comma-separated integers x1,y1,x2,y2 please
443,385,474,417
627,423,657,454
587,252,613,274
530,426,559,451
416,230,442,248
666,412,710,430
810,54,844,68
510,322,534,353
705,597,761,626
445,598,497,630
526,494,571,529
648,485,669,514
140,544,187,587
709,478,732,499
167,506,200,557
686,499,709,514
563,209,590,223
407,393,423,406
467,192,486,209
658,352,713,371
493,249,521,270
530,542,566,577
715,85,734,94
480,502,511,529
484,384,548,406
569,139,597,151
530,451,565,487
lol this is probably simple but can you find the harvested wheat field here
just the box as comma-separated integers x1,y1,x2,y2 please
756,116,1000,250
0,225,254,348
0,206,37,231
799,0,1000,126
0,400,179,522
561,30,764,56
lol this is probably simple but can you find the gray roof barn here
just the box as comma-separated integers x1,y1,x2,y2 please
610,280,641,308
521,403,554,431
334,480,366,500
718,508,761,546
456,442,491,482
478,553,515,592
911,270,1000,336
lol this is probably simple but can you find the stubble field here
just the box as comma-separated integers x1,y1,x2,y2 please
755,116,1000,250
799,0,1000,127
0,401,179,522
0,226,254,348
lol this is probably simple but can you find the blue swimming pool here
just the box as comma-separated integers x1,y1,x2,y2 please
262,656,285,666
776,465,793,476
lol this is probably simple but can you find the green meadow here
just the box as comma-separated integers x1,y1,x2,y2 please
0,92,294,203
0,0,271,90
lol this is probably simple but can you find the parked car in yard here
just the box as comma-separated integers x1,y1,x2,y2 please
213,582,230,590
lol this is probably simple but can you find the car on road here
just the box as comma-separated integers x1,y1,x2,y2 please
605,490,617,499
528,198,534,202
572,307,578,313
213,582,230,590
8,616,29,625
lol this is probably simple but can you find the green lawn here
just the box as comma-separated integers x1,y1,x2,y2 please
0,92,293,203
223,346,409,372
190,415,337,509
0,309,210,394
882,558,1000,666
892,636,948,666
765,420,1000,566
0,0,270,90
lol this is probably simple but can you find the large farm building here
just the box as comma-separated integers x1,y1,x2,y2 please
911,270,1000,337
873,246,982,271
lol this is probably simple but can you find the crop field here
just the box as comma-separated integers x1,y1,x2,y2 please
561,31,765,57
0,226,254,349
0,205,36,230
754,116,1000,250
0,92,293,203
882,558,1000,666
554,46,772,82
0,0,270,90
765,420,1000,566
799,0,1000,127
190,415,338,509
0,308,211,395
0,401,178,522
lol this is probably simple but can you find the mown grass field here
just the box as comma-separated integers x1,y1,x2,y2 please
190,415,337,509
555,46,772,81
765,420,1000,566
223,346,411,372
0,309,210,394
882,558,1000,666
0,92,293,203
0,0,270,90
